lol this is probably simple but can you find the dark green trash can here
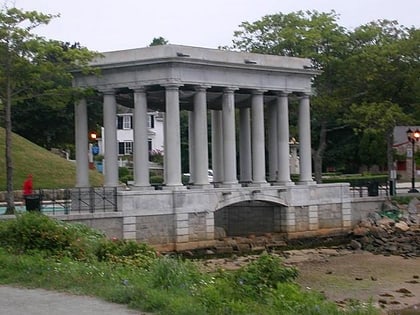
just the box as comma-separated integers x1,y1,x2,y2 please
367,182,379,196
25,195,41,211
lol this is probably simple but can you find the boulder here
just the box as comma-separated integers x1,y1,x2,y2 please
395,221,410,232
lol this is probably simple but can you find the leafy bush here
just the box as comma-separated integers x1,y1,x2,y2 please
0,212,104,260
95,238,157,268
118,167,133,183
233,253,298,299
322,174,388,187
146,256,205,291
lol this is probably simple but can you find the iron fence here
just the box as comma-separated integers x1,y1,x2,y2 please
0,187,118,214
70,187,118,213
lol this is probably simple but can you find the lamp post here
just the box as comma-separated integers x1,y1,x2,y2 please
406,128,420,193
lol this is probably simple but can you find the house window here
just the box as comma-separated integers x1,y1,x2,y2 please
148,139,152,152
148,115,155,129
118,141,133,155
123,115,132,129
117,115,132,129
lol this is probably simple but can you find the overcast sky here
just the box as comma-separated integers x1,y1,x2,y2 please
10,0,420,52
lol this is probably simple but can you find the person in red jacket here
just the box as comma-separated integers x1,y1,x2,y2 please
23,174,33,196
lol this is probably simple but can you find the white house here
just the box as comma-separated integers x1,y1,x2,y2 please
97,105,164,159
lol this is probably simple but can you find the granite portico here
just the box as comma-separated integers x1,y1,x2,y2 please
73,44,318,189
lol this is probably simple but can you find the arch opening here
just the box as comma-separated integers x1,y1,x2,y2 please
214,200,286,237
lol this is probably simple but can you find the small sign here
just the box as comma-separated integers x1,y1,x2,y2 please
92,145,100,155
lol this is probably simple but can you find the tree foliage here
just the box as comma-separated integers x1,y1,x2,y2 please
0,6,97,213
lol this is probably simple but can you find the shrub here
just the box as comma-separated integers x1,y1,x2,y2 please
95,238,157,268
146,256,204,291
150,175,163,184
0,212,104,260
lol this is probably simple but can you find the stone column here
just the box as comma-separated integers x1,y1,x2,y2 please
163,84,183,188
132,87,151,188
192,85,210,187
211,110,224,184
75,98,89,187
251,90,268,185
222,87,239,186
102,89,119,187
276,92,293,185
188,111,195,184
239,107,252,183
268,103,278,182
298,94,315,184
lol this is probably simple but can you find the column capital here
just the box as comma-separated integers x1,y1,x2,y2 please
161,82,183,90
298,92,311,99
251,89,267,95
129,85,147,93
223,86,239,94
96,86,116,95
274,91,290,97
194,84,211,92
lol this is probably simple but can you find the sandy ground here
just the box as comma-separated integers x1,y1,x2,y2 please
288,249,420,314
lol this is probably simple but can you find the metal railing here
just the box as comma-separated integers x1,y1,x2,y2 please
0,187,118,214
70,187,118,213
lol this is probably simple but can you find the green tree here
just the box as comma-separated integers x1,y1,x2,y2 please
343,20,419,108
0,6,97,213
341,21,418,174
149,36,169,46
346,102,411,174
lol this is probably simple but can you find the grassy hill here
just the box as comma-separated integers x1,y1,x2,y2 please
0,127,103,191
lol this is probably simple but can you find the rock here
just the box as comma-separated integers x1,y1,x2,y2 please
396,288,411,294
353,226,369,237
408,198,419,214
205,249,215,255
359,220,373,229
395,221,410,232
349,239,362,250
377,217,395,227
214,226,227,239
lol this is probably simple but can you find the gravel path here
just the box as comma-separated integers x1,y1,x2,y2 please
0,286,149,315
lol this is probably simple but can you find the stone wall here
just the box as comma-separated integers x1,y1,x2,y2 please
135,214,175,244
350,198,384,225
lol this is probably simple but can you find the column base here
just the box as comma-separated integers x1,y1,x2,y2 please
162,185,186,191
129,185,155,191
219,182,242,189
248,182,271,188
189,184,213,190
297,180,317,185
272,181,295,187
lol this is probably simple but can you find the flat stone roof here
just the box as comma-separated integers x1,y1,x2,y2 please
92,44,312,71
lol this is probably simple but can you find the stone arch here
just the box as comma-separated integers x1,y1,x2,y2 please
214,199,288,238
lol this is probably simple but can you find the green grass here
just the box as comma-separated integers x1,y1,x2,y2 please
0,127,103,190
